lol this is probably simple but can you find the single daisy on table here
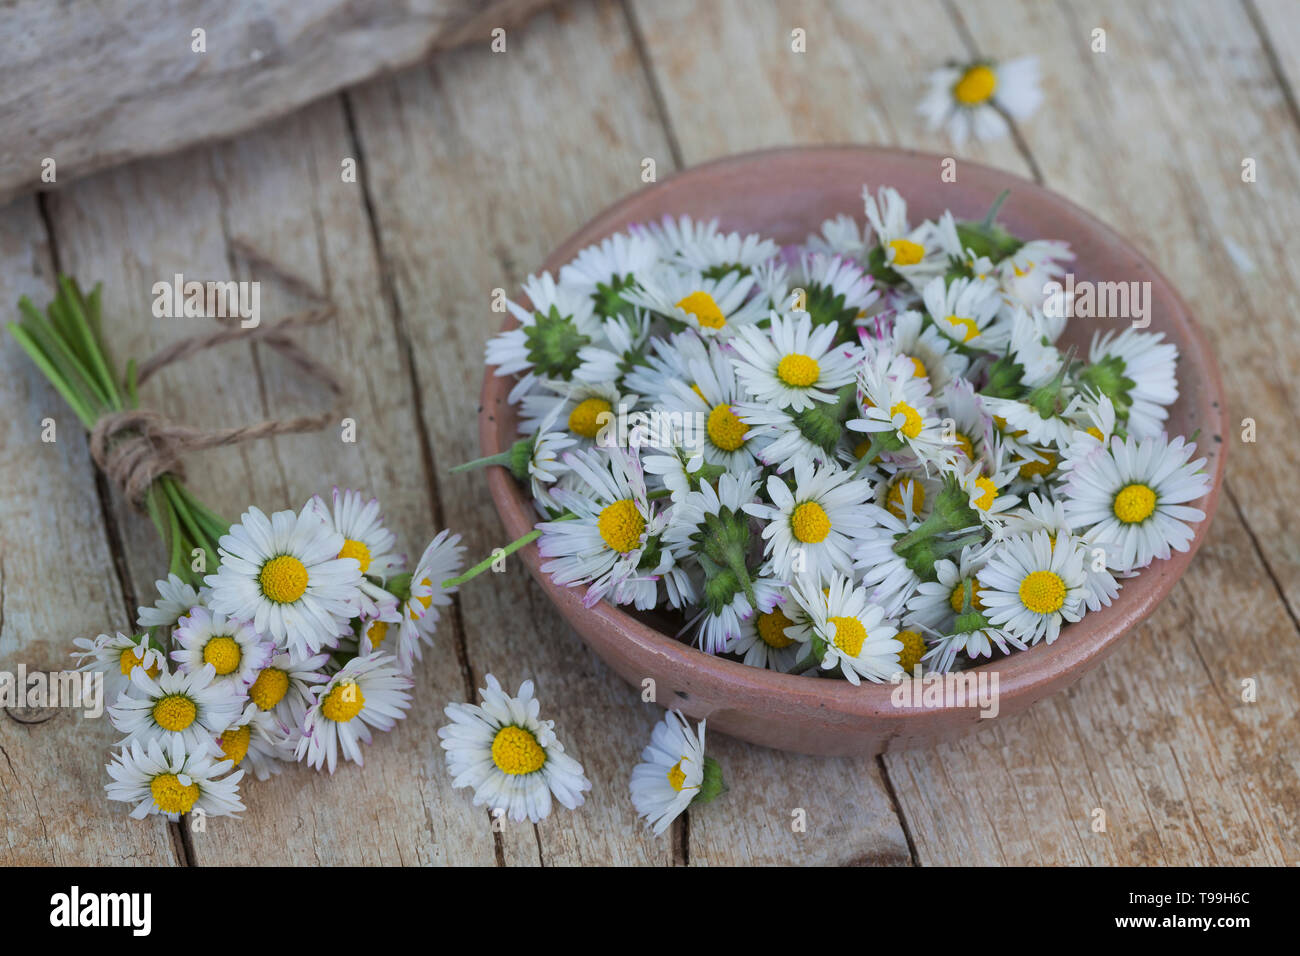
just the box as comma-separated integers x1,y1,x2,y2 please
296,651,413,773
171,607,272,690
730,310,861,412
105,738,244,821
1061,433,1211,572
630,710,724,836
72,631,166,700
108,663,244,756
244,650,331,737
439,674,591,824
786,574,902,684
1077,328,1179,440
921,274,1010,352
919,56,1043,144
745,459,875,582
136,573,202,630
397,529,466,672
977,530,1088,645
625,267,767,341
540,446,663,610
484,271,602,395
205,504,364,658
558,231,660,320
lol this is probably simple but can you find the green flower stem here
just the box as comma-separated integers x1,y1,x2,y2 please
440,514,580,590
451,450,513,473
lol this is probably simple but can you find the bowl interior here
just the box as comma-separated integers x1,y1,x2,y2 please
480,146,1227,717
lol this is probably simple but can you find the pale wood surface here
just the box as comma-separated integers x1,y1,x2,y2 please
0,0,1296,865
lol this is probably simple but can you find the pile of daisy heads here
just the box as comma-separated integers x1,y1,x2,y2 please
74,489,465,820
482,184,1212,683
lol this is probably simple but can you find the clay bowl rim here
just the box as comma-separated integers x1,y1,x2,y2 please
478,144,1228,720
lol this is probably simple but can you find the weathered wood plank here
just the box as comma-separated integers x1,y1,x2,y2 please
40,99,498,865
0,0,558,206
344,0,698,865
879,0,1300,865
0,196,179,865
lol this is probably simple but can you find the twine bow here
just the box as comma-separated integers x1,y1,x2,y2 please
87,248,345,507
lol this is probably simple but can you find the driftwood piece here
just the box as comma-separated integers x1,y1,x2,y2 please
0,0,556,205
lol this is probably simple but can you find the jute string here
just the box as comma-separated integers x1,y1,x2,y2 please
88,249,344,506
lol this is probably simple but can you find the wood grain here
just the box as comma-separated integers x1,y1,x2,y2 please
0,0,558,207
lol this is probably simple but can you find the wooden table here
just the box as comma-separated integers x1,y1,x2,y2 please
2,0,1296,866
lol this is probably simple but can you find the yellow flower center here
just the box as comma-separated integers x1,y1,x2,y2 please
366,619,389,650
885,477,925,520
150,773,200,815
791,501,831,543
1086,426,1104,441
706,403,748,451
259,555,308,604
667,759,688,791
568,397,612,439
890,401,923,439
1019,570,1066,615
1113,482,1157,524
690,383,706,401
954,431,975,459
218,724,251,765
248,668,289,711
853,438,874,460
776,353,821,387
152,694,197,732
949,580,986,614
907,355,928,379
118,648,160,679
954,64,998,105
321,681,365,722
491,725,546,775
417,577,435,610
972,476,998,511
897,629,925,673
202,636,242,676
338,538,372,573
597,499,645,554
945,314,980,343
889,238,926,266
676,290,726,329
829,615,867,657
756,607,795,649
1018,451,1058,479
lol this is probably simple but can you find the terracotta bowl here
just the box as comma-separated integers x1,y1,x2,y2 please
479,146,1227,756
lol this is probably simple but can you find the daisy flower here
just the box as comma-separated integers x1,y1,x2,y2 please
730,310,861,412
213,705,294,781
244,650,330,735
136,573,202,629
308,489,407,622
109,663,244,756
171,607,272,689
795,253,880,336
921,275,1009,351
919,56,1043,144
622,329,709,399
296,651,413,773
484,271,602,390
438,675,591,823
805,213,868,262
745,459,875,582
663,340,758,471
730,596,804,672
786,574,902,684
105,738,244,820
863,186,950,286
923,615,1026,673
72,631,166,700
853,505,928,613
868,309,970,392
205,504,364,658
630,711,723,836
540,446,663,609
1061,434,1210,572
643,215,778,277
1078,328,1179,440
572,312,652,388
977,530,1087,645
517,379,633,448
848,356,956,472
625,267,767,340
906,544,992,633
558,231,659,319
397,530,466,671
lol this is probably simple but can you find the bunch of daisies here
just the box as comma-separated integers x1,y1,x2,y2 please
73,489,465,820
481,184,1212,684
